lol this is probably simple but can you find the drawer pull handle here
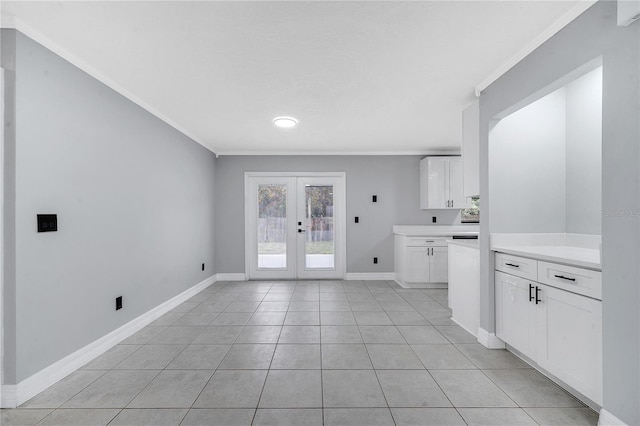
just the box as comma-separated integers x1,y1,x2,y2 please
554,274,576,282
529,284,534,302
505,263,520,268
426,240,434,243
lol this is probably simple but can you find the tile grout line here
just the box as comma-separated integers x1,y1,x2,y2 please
249,283,281,425
181,283,243,422
318,291,325,426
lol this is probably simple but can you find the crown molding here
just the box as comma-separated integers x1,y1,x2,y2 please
216,149,461,156
1,17,218,155
474,1,597,97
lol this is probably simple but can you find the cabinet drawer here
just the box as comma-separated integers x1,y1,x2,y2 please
495,252,538,281
406,237,448,247
537,261,601,300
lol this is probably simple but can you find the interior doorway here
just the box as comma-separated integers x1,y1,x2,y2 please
245,172,346,280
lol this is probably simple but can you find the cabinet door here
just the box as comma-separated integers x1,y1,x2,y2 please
536,284,603,405
495,271,536,359
426,157,447,209
462,100,480,198
405,246,429,283
429,246,448,282
448,157,466,209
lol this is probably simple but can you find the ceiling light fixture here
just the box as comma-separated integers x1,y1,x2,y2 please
273,116,298,129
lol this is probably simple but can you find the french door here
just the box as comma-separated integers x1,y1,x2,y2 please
245,173,346,279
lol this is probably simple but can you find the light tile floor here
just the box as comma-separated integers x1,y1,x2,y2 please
1,280,600,426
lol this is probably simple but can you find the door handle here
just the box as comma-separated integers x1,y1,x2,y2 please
535,286,541,304
529,284,534,302
298,229,305,233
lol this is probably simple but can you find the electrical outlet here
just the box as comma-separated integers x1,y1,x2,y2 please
115,296,123,311
373,257,378,264
432,216,437,223
372,195,378,203
202,263,205,271
355,216,359,223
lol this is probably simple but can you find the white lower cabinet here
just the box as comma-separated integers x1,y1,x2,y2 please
430,246,449,283
495,271,537,359
495,255,602,406
395,235,448,286
537,284,602,405
405,246,429,282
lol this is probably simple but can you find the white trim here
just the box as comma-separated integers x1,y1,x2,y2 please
2,275,215,408
477,327,506,349
219,150,460,156
450,316,478,339
0,385,16,408
474,1,597,97
598,409,628,426
0,18,216,155
245,172,346,178
346,273,395,281
215,273,246,282
0,67,4,408
0,20,465,159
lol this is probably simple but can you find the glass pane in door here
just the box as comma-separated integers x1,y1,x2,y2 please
258,184,287,269
304,185,335,269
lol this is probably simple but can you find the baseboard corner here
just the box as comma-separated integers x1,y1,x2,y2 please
598,408,628,426
1,385,17,408
477,327,506,349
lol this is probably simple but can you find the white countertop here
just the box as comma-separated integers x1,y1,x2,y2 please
447,239,480,249
491,244,601,270
490,233,601,270
393,225,479,237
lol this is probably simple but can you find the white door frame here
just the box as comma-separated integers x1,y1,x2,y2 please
244,172,346,280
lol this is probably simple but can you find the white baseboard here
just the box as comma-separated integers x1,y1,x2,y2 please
2,274,216,408
345,273,395,281
0,385,17,408
598,409,628,426
215,273,246,281
450,317,478,338
477,327,506,349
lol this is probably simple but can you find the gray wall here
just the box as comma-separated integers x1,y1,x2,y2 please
2,30,18,385
2,30,217,383
215,155,469,274
566,67,602,235
479,2,639,423
489,88,567,233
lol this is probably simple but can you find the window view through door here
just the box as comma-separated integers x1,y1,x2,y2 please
303,185,334,269
247,174,345,279
257,184,287,269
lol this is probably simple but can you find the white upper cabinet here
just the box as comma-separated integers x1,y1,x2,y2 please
462,100,480,198
448,157,465,208
420,156,464,209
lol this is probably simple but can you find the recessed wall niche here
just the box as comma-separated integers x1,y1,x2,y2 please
489,64,602,235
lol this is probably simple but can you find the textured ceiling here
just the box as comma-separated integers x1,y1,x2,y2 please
1,1,590,154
